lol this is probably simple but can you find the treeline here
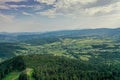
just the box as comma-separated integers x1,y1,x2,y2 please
24,37,61,45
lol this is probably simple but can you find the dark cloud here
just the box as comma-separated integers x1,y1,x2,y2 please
0,0,54,16
84,0,119,8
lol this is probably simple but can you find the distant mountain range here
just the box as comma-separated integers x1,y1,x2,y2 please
0,28,120,43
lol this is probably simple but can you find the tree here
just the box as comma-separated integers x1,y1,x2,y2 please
18,72,29,80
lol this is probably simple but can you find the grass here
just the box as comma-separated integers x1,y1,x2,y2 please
80,55,91,61
2,68,35,80
2,71,20,80
23,68,35,80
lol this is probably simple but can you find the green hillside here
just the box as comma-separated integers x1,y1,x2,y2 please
1,54,120,80
0,38,120,62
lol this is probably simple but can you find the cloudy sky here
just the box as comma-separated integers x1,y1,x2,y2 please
0,0,120,32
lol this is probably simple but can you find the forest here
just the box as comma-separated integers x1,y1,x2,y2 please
1,54,120,80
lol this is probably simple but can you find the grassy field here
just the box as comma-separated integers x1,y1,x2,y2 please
2,72,20,80
24,68,35,80
2,68,35,80
1,38,120,61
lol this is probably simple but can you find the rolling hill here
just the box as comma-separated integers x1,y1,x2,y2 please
0,28,120,62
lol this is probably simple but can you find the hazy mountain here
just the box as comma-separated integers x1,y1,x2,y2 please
0,28,120,43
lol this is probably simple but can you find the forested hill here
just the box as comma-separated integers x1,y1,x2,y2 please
1,54,120,80
0,28,120,43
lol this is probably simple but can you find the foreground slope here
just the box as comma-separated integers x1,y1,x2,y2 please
1,54,120,80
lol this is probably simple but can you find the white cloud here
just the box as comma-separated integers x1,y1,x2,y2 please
0,4,32,9
33,5,42,10
37,9,62,18
36,0,56,5
36,0,98,17
36,0,97,5
77,0,97,4
85,2,120,16
38,0,120,18
22,12,33,16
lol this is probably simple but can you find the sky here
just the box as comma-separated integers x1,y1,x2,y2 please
0,0,120,32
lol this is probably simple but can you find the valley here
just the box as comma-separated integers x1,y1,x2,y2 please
0,28,120,80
